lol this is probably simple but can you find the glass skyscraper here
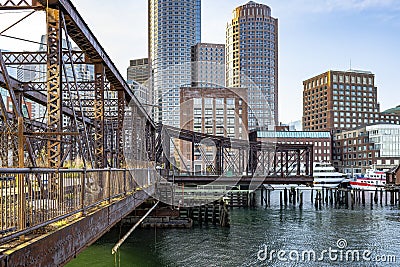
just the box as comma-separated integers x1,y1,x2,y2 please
226,1,278,129
148,0,201,127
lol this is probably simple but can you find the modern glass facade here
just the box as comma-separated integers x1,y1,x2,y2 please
367,124,400,157
226,1,278,129
148,0,201,127
333,124,400,174
127,58,151,108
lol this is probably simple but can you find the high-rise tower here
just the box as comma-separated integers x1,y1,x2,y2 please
226,1,278,129
148,0,201,126
191,43,225,88
127,58,151,107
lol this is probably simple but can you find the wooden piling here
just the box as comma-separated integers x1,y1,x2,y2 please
297,188,301,202
318,191,324,209
292,188,296,205
325,188,328,204
199,205,203,225
351,191,354,210
299,192,303,209
390,190,394,205
284,188,288,206
314,191,319,209
380,189,383,206
362,190,365,206
311,189,314,203
280,191,283,209
385,190,388,206
333,190,336,206
219,200,230,227
370,193,373,209
374,189,378,204
335,190,340,206
260,187,264,206
212,202,216,225
398,190,400,207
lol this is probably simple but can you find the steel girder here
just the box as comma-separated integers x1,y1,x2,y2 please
60,12,94,167
0,0,42,10
0,50,39,167
93,64,105,168
46,7,62,168
23,81,96,92
0,0,154,123
1,51,86,65
156,125,314,179
0,0,156,170
116,90,125,167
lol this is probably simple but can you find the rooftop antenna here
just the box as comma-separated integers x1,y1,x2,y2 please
349,59,352,70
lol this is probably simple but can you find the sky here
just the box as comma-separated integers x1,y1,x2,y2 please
1,0,399,124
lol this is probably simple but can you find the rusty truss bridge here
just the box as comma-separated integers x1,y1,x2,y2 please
0,0,313,266
157,124,314,186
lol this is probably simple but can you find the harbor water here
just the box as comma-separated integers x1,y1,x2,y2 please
66,189,400,266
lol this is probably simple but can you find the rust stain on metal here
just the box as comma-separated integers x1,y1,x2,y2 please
0,190,150,267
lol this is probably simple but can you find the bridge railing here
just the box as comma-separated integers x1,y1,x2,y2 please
0,168,154,244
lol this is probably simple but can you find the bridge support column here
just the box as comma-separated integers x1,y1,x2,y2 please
116,90,125,168
94,63,105,168
46,7,62,168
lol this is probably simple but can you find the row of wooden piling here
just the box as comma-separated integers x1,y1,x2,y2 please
260,186,304,208
312,188,400,210
227,191,256,208
280,187,304,208
260,186,271,207
258,186,400,210
179,199,230,227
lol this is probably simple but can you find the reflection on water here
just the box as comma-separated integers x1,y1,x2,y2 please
67,190,400,267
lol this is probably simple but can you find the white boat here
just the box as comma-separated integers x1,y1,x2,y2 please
312,162,346,188
350,169,386,190
270,162,345,189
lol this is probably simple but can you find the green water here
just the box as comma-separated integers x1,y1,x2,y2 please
67,190,400,266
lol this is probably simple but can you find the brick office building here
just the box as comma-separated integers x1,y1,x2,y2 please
179,86,248,173
333,124,400,175
303,70,400,132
